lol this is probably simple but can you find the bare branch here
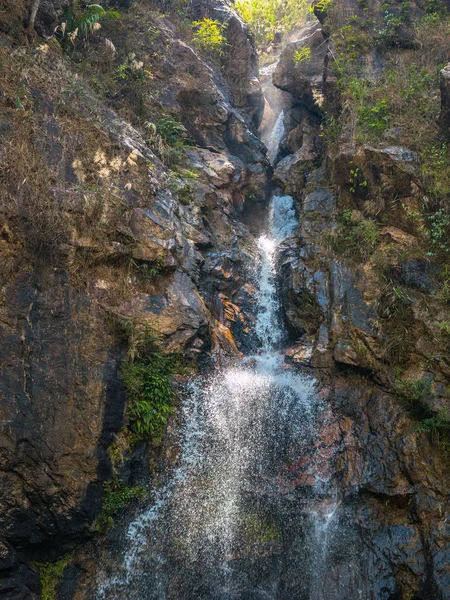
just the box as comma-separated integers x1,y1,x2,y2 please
27,0,41,42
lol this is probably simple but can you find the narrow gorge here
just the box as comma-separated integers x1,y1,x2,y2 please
1,0,450,599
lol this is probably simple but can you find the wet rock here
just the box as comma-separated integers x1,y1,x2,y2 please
398,258,440,293
273,151,306,196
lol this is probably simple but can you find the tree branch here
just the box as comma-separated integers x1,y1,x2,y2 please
27,0,41,42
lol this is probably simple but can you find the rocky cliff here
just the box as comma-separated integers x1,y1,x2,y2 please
270,1,450,597
0,1,268,596
1,0,450,599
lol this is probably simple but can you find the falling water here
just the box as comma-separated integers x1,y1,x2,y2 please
96,120,343,600
266,110,285,165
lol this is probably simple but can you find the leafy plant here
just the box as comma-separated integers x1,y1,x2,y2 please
55,1,120,47
94,480,145,531
348,168,367,193
192,18,227,55
425,209,450,257
396,378,432,405
293,46,311,63
357,100,390,136
121,353,177,440
144,116,191,166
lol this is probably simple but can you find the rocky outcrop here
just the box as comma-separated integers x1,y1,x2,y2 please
189,0,264,127
0,3,268,595
271,1,450,597
273,21,326,112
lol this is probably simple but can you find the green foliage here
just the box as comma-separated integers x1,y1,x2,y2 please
144,116,191,166
328,210,379,261
192,18,227,55
94,480,145,531
437,265,450,303
242,513,281,545
129,258,164,279
121,353,177,440
376,10,402,42
425,0,449,15
396,378,432,405
396,379,450,449
416,410,450,439
235,0,310,48
293,46,311,63
357,100,390,136
56,1,120,47
348,168,367,193
425,209,450,257
38,555,72,600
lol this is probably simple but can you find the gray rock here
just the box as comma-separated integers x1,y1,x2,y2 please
304,188,336,215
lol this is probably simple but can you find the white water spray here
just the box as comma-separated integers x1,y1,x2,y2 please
96,111,340,600
266,110,285,165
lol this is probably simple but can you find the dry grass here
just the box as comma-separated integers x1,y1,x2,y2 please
0,119,69,261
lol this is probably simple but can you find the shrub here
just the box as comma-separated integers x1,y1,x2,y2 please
144,116,191,166
121,353,176,440
396,377,432,406
396,379,450,448
357,100,390,136
56,1,120,47
425,208,450,257
293,46,311,63
93,480,145,531
192,18,227,55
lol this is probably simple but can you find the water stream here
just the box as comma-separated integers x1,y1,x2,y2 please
96,118,342,600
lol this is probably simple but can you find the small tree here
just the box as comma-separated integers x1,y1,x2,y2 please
192,18,227,55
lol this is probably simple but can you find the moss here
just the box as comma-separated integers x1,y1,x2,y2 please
37,555,72,600
242,513,282,545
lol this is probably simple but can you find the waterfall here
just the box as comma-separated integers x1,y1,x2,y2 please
96,121,343,600
266,110,285,165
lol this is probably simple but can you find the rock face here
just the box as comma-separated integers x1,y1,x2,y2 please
440,64,450,137
189,0,264,127
0,2,267,595
1,0,450,598
270,1,450,597
273,21,326,111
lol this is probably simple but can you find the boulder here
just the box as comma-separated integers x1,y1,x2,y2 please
273,22,326,111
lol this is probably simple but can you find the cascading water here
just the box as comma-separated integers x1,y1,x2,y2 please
266,110,285,165
96,125,345,600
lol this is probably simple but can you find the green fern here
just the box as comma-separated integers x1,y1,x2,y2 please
56,2,119,46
